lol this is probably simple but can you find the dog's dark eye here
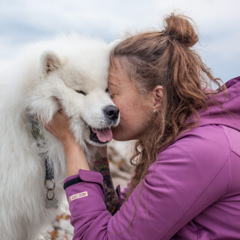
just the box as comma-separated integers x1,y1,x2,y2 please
76,90,86,95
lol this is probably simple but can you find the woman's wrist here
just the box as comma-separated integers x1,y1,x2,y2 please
61,133,77,148
64,141,90,176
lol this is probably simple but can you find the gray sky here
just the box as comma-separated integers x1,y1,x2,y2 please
0,0,239,82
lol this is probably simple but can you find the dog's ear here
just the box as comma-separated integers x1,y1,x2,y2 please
40,51,61,77
108,39,122,52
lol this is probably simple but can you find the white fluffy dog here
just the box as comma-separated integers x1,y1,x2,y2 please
0,34,120,240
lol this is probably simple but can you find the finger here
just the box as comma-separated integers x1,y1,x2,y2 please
37,114,48,126
58,107,68,118
55,98,67,116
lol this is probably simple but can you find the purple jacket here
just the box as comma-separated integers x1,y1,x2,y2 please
64,77,240,240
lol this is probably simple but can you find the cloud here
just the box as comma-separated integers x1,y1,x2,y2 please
0,0,239,81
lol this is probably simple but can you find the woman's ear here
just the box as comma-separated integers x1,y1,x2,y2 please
152,85,163,110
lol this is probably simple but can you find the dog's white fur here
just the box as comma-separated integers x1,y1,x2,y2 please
0,34,119,240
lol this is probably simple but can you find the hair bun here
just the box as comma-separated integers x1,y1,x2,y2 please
164,13,199,47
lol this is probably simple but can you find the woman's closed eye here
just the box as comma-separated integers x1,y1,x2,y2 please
106,88,116,98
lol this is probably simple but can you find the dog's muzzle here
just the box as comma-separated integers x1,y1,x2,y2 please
89,105,119,144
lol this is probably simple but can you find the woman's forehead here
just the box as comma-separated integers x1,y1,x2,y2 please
110,56,131,73
109,57,138,92
109,59,127,81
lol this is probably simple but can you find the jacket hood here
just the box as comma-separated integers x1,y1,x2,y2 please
197,76,240,131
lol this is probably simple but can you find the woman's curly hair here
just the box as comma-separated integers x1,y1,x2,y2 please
110,13,223,199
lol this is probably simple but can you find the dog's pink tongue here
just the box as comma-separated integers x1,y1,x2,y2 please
92,128,113,142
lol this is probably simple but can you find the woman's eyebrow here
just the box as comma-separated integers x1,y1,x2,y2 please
108,82,117,88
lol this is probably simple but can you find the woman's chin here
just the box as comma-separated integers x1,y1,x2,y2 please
112,133,135,142
112,126,138,141
112,132,128,141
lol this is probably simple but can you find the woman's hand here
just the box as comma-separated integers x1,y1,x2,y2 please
42,107,76,148
41,103,90,176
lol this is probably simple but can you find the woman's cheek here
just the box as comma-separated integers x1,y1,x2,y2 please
113,98,122,113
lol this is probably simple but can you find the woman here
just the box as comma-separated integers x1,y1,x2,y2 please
43,14,240,239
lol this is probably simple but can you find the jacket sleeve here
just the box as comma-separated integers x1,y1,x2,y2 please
64,125,231,240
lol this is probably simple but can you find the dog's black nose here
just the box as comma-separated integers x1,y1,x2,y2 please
103,105,119,121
